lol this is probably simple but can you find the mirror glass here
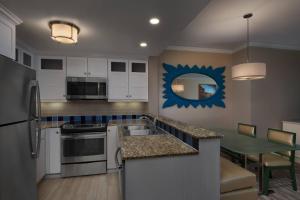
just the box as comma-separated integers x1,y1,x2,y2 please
171,73,218,100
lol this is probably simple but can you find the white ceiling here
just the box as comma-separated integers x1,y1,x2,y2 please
171,0,300,51
0,0,210,58
1,0,300,56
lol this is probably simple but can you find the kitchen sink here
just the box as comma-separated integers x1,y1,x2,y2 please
123,125,164,136
128,129,151,136
124,125,149,131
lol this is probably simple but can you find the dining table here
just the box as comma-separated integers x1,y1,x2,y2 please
214,129,300,194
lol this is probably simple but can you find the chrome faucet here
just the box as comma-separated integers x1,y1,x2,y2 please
139,116,157,130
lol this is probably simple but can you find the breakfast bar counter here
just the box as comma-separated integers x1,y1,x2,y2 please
108,116,221,200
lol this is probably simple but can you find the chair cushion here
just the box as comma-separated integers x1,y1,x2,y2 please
268,129,294,157
248,153,291,167
221,157,256,193
221,187,258,200
238,124,255,137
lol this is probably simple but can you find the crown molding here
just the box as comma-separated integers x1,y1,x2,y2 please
233,42,300,53
0,3,22,25
166,45,233,54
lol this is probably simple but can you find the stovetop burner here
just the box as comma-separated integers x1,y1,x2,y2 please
61,122,107,134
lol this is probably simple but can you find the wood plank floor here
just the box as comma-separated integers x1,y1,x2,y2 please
38,173,121,200
39,169,300,200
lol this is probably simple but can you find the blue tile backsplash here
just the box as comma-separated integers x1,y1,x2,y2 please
42,114,198,149
156,119,199,150
42,114,142,124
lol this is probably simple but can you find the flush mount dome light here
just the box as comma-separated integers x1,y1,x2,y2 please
49,21,80,44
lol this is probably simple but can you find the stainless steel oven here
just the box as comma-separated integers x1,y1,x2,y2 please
66,77,107,100
61,123,107,177
61,132,106,163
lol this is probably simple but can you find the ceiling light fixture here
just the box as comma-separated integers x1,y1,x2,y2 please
140,42,148,47
232,13,266,80
49,21,80,44
149,17,160,25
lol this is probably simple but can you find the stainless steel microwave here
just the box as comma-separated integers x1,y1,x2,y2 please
66,77,107,100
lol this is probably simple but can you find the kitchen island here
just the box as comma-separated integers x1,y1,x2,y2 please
108,115,222,200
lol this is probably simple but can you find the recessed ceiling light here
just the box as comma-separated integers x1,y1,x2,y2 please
149,17,160,25
140,42,148,47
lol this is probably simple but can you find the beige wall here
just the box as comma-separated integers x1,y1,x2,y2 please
147,47,300,133
41,101,147,116
157,50,235,129
148,56,160,116
231,49,252,126
242,47,300,137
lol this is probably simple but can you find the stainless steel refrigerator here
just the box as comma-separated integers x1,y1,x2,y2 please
0,55,41,200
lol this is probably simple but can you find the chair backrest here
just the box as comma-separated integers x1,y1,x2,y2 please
238,123,256,137
267,128,296,157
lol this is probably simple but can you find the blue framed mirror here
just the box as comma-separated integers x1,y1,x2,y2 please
162,63,226,108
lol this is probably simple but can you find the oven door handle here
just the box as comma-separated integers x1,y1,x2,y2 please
61,134,106,139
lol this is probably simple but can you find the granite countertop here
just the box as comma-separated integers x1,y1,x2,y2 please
153,115,222,140
116,122,199,160
41,121,65,129
121,134,198,160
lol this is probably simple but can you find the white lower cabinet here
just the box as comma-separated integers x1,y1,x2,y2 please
36,129,46,183
46,128,61,174
107,126,118,169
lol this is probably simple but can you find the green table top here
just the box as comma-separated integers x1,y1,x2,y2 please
214,129,300,155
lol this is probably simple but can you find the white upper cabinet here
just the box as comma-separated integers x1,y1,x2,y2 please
16,46,34,68
108,59,129,100
0,4,22,59
129,60,148,101
37,56,66,102
66,57,108,78
87,58,108,77
66,57,87,77
108,59,148,102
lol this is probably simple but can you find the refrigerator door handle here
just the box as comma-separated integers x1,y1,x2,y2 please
36,81,42,158
28,80,42,158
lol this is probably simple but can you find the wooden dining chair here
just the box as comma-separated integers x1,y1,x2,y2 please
238,123,256,138
248,128,297,195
